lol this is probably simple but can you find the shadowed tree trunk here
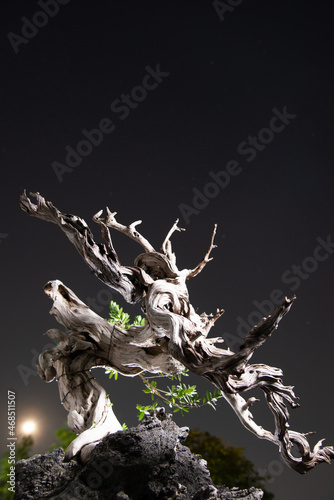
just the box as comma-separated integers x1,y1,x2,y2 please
19,191,334,474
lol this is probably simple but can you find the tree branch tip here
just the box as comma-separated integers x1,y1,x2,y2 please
129,220,143,230
242,397,260,411
174,219,186,232
304,431,317,437
93,209,103,220
106,207,116,216
172,219,186,232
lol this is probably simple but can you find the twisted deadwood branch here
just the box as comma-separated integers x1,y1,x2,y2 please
20,191,334,472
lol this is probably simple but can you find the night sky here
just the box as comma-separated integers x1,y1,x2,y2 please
1,1,334,499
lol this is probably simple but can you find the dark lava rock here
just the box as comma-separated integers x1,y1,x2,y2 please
15,409,263,500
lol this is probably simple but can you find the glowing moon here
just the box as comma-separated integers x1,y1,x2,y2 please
22,420,36,435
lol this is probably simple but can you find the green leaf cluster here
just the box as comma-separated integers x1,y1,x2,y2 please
48,425,77,451
136,375,224,417
106,301,225,418
106,368,119,380
136,402,158,421
108,301,145,330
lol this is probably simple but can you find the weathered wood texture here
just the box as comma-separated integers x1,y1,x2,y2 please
20,191,334,473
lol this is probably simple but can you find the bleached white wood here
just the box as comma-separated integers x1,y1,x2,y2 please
20,191,334,472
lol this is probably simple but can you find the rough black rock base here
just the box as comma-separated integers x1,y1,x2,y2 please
15,409,263,500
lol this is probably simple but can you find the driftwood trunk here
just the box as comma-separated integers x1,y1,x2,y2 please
20,191,334,473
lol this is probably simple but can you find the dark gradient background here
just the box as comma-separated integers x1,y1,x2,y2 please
1,1,334,499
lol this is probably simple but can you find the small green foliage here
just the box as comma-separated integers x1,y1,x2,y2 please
106,368,119,380
107,301,225,419
138,373,224,416
108,301,130,329
133,315,146,327
136,402,158,421
106,304,145,380
108,301,145,330
202,388,222,409
48,424,77,451
166,383,199,411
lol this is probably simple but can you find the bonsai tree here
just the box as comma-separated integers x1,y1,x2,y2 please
19,191,334,474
